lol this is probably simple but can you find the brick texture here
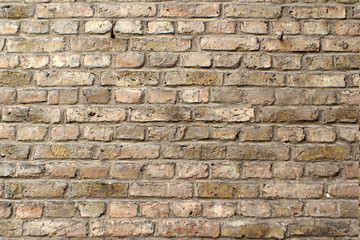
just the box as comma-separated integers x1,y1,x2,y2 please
0,0,358,239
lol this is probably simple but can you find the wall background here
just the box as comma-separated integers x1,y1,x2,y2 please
0,0,359,238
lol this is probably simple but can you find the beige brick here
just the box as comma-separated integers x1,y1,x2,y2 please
263,37,320,52
208,21,236,34
115,52,144,68
52,54,80,68
148,52,178,67
52,20,79,34
101,71,159,86
77,202,106,217
178,162,208,178
322,37,360,52
225,4,281,18
238,200,271,218
70,38,126,52
21,55,49,69
0,21,19,34
110,163,142,179
66,107,126,123
35,71,94,87
240,21,268,34
18,89,47,103
16,203,43,219
22,21,49,34
203,203,236,218
162,4,220,17
96,4,156,18
147,21,174,34
306,127,336,142
156,220,220,238
177,21,205,34
7,38,65,53
165,71,222,86
144,163,174,179
82,88,111,104
38,3,93,18
173,202,201,217
148,89,177,104
0,125,16,140
0,55,19,69
243,162,272,179
23,219,87,237
132,37,191,52
129,182,193,198
182,53,212,67
141,202,169,218
0,4,34,18
289,6,345,19
18,126,47,141
114,20,142,34
200,36,259,51
213,54,241,68
48,89,78,105
303,21,330,35
116,125,145,140
109,202,137,218
243,54,271,69
84,54,111,68
271,21,300,34
92,220,153,237
85,20,112,34
0,71,32,86
83,126,113,142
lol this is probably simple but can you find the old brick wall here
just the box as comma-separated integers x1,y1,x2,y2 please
0,0,359,238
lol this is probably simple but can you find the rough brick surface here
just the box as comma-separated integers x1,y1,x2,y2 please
0,0,358,239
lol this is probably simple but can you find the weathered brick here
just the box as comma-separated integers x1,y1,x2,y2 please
0,71,32,86
82,88,110,104
211,163,240,179
305,55,333,70
271,21,300,34
0,125,16,140
178,162,208,178
271,200,303,217
243,54,271,69
7,38,65,52
0,144,30,159
115,52,144,68
98,144,159,159
84,20,112,34
0,21,19,34
203,203,235,218
275,89,306,105
305,162,341,177
243,162,272,179
200,36,259,51
0,163,15,177
109,202,137,218
322,106,358,122
263,183,323,199
96,4,156,18
165,71,222,86
339,201,358,217
263,38,320,52
305,201,337,217
92,220,153,237
69,182,128,198
35,71,94,87
22,21,49,34
147,21,174,34
17,163,44,178
240,20,268,34
238,200,271,218
50,125,79,141
307,90,337,105
23,219,87,237
177,21,205,34
180,89,209,103
241,126,272,141
15,203,43,219
333,22,360,35
259,107,319,122
208,20,236,34
33,144,94,159
77,202,106,217
213,54,241,68
148,89,177,104
18,89,47,104
295,145,350,161
20,55,49,69
210,127,239,141
141,202,169,218
194,107,254,122
0,202,11,218
129,182,193,198
47,164,77,178
227,144,290,160
162,4,220,17
173,202,201,217
132,37,191,52
0,220,22,237
18,126,47,141
130,106,191,122
52,20,79,34
306,127,336,142
66,107,126,123
288,219,357,237
101,71,159,86
273,162,304,179
322,37,360,52
144,163,174,179
38,3,93,18
223,221,286,239
114,20,142,35
52,54,80,68
226,72,285,86
182,53,212,67
225,4,281,18
110,163,141,179
78,165,108,179
70,38,126,52
198,182,259,198
115,125,145,140
156,220,220,238
335,55,360,69
289,6,346,19
327,183,358,198
148,52,178,67
5,181,67,199
84,54,111,68
0,55,18,69
0,4,34,18
303,21,330,35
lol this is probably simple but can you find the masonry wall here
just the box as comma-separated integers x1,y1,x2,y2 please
0,0,359,239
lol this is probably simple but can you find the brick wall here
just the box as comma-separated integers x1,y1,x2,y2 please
0,0,359,238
